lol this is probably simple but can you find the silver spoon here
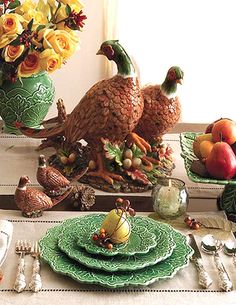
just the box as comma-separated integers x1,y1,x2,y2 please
224,240,236,267
201,234,233,292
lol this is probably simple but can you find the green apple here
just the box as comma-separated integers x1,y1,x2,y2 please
102,209,131,244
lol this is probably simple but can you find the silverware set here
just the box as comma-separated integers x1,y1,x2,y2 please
13,240,42,293
189,233,236,292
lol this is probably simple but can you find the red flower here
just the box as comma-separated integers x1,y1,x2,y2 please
67,10,87,30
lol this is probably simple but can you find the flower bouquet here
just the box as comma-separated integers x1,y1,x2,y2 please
0,0,86,83
0,0,86,134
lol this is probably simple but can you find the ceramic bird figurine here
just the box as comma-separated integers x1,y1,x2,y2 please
135,66,183,143
14,176,72,217
37,155,70,196
16,40,150,184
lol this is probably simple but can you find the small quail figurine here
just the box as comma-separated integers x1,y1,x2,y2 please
37,155,70,196
14,176,72,217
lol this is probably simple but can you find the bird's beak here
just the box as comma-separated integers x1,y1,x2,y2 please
96,49,104,55
176,79,183,85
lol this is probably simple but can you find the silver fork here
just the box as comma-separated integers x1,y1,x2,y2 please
13,240,31,293
29,241,42,292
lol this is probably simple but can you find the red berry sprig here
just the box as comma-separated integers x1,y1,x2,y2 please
184,216,201,230
92,228,113,250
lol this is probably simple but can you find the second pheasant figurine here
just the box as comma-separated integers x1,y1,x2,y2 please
37,155,70,196
135,66,184,143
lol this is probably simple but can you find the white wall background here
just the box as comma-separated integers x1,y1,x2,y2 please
47,0,106,119
45,0,236,124
117,0,236,123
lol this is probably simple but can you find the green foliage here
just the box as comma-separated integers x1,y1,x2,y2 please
65,4,72,16
145,167,165,184
219,185,236,213
36,25,46,33
10,36,21,46
27,18,34,31
103,140,124,166
132,144,144,159
8,0,20,10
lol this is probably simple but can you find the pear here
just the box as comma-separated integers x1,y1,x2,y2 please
206,142,236,179
102,208,131,244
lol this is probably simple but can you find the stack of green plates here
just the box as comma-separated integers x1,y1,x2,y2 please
39,214,193,288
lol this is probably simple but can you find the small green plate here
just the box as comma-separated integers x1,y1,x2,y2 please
39,215,193,288
180,132,236,185
74,214,157,256
58,216,176,272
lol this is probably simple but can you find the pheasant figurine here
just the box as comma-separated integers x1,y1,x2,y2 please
16,40,150,184
37,154,70,196
135,66,184,143
14,176,72,217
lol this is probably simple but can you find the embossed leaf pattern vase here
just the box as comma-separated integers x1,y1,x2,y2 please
0,72,55,134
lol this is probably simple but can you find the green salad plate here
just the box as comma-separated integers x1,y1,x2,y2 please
58,215,176,272
39,214,193,288
75,214,157,256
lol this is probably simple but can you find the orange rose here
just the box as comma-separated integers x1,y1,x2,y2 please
39,49,62,73
3,45,25,62
18,52,41,77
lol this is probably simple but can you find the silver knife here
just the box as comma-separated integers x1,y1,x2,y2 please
188,233,213,289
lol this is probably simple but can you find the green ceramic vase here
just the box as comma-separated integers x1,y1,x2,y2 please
0,72,55,134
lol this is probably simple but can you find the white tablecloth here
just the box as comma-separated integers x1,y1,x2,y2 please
0,209,235,305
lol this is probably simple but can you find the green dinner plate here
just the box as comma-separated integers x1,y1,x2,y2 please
58,215,176,272
75,214,157,256
39,215,193,288
180,132,236,185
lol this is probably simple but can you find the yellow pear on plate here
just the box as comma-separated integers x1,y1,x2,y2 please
101,208,131,244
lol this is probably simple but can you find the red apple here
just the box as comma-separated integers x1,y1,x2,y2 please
212,119,236,145
206,142,236,179
205,118,233,134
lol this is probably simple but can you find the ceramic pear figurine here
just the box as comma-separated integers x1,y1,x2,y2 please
92,198,136,249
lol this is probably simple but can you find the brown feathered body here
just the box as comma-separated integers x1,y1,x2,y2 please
65,75,143,145
14,176,72,216
135,84,181,142
15,187,54,214
18,75,143,148
37,166,70,191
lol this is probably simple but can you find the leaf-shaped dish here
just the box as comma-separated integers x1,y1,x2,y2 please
39,215,193,288
180,132,236,185
58,216,176,272
75,214,157,256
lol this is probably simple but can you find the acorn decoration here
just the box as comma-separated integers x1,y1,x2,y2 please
92,198,136,249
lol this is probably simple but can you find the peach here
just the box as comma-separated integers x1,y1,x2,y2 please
212,119,236,145
199,140,214,159
193,133,213,159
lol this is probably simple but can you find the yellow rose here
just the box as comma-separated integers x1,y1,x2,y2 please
1,14,23,35
39,49,62,73
3,45,25,62
15,0,37,15
39,29,79,60
18,52,41,78
0,34,17,49
21,9,48,29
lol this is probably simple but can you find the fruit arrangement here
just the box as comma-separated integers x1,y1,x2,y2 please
92,198,136,249
191,118,236,180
